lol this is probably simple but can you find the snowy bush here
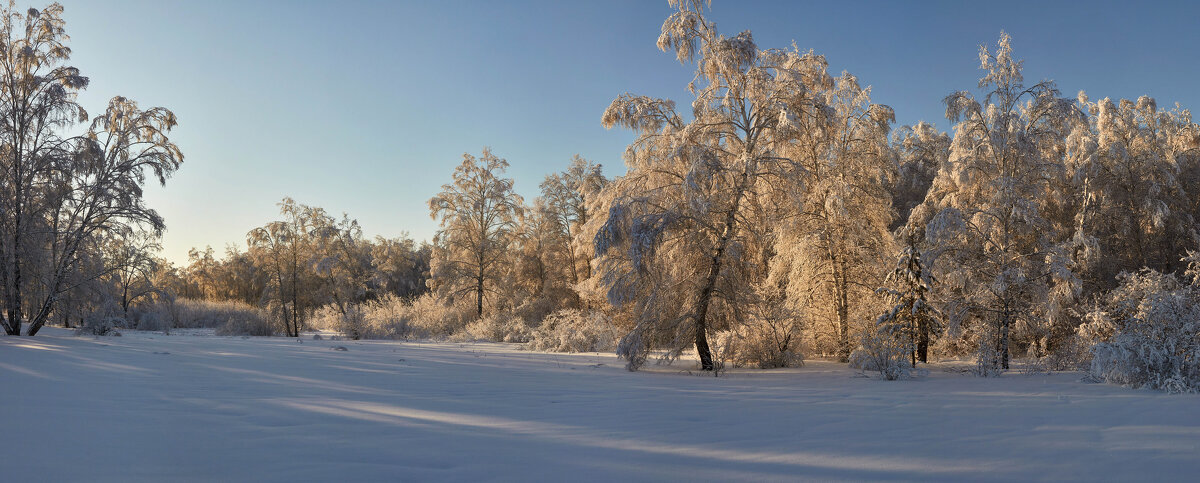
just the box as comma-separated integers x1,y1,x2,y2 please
404,294,474,339
311,303,371,340
75,316,122,337
527,309,618,353
215,313,276,337
1083,267,1200,393
453,313,533,343
1044,334,1092,371
171,298,270,331
715,321,804,369
305,294,476,341
972,337,1004,377
849,329,912,380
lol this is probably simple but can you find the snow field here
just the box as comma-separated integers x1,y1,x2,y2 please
2,328,1198,482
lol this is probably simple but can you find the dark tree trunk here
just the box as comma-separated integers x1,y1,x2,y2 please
476,274,484,319
916,316,929,364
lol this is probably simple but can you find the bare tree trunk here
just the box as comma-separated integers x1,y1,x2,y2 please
826,252,851,363
692,256,721,371
916,316,929,363
476,274,484,319
689,155,755,371
1001,309,1011,370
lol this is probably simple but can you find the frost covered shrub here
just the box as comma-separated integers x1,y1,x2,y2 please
1044,334,1092,371
310,304,371,340
172,298,270,331
527,309,618,353
849,330,912,380
129,306,172,332
358,295,413,339
453,313,533,343
715,321,804,369
510,289,577,326
1084,268,1200,393
215,312,276,337
306,294,476,341
75,316,122,337
404,294,474,339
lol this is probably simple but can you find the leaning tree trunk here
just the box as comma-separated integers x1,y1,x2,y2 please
689,155,755,371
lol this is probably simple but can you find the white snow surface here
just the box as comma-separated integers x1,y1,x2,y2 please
2,328,1198,482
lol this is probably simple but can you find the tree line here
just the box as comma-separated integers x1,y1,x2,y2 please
4,1,1197,388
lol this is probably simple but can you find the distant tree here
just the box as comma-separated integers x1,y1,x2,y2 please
540,155,606,285
428,148,523,319
248,198,326,337
102,231,162,320
314,214,374,319
369,235,429,299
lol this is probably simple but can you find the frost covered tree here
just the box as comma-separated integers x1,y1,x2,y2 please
428,148,523,319
891,122,950,229
912,32,1083,372
247,198,327,337
595,0,832,370
876,238,941,364
540,155,606,286
102,231,163,320
0,1,182,337
313,214,374,334
368,235,429,300
768,72,897,361
1066,94,1200,290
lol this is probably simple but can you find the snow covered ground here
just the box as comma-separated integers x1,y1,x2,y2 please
2,328,1198,482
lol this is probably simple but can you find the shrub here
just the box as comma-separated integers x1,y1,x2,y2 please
404,294,475,339
75,316,122,337
310,303,371,340
849,329,912,380
170,298,271,331
453,313,533,343
1085,269,1200,393
360,294,412,339
1044,334,1092,371
715,321,804,369
527,309,618,353
307,294,476,341
214,316,276,336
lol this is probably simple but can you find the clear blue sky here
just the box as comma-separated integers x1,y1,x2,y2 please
57,0,1200,266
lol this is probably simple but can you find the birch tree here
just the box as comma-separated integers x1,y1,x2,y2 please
595,0,830,370
540,155,606,286
428,148,523,319
1067,94,1200,289
0,4,181,336
915,32,1083,372
768,72,897,361
891,121,950,229
102,231,162,320
247,198,325,337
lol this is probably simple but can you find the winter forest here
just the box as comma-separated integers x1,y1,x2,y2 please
4,1,1200,480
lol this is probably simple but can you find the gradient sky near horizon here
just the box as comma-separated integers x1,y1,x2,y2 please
57,0,1200,266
